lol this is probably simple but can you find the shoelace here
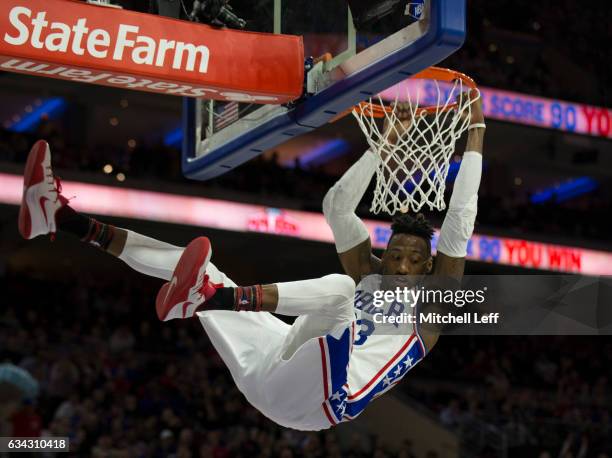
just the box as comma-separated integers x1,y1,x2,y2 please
45,166,60,198
45,169,73,241
46,171,75,204
197,274,209,297
52,176,62,202
197,274,224,297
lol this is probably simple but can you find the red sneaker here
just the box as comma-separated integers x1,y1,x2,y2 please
18,140,69,240
155,237,218,321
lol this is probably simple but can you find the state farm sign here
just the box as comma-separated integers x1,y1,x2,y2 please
0,0,304,103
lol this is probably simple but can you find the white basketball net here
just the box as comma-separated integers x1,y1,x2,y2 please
353,78,479,215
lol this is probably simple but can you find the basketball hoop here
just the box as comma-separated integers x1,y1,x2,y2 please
351,66,479,215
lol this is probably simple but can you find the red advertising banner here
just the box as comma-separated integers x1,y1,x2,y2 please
0,0,304,103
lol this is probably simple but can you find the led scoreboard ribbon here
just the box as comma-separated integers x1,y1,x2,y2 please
381,82,612,139
1,173,611,275
479,87,612,139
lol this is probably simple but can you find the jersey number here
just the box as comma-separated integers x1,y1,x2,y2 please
354,318,375,346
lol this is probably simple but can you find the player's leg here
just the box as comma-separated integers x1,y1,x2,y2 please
112,229,234,286
18,140,236,286
157,236,356,323
204,274,355,317
162,238,355,430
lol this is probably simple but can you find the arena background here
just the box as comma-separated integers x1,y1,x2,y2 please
1,1,611,457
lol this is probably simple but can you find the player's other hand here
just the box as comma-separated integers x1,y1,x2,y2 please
457,89,484,125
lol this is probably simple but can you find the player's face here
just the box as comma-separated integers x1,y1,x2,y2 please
381,234,432,276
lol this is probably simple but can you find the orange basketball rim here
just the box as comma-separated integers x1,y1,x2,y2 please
334,66,478,121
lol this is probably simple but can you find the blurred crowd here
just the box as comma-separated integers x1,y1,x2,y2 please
440,0,610,106
411,337,612,457
0,127,608,246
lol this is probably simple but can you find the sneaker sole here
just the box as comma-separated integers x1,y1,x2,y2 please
18,140,50,239
155,237,212,321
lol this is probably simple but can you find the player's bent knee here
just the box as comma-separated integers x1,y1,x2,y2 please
323,274,356,302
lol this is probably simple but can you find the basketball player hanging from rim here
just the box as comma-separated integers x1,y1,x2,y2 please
18,89,485,431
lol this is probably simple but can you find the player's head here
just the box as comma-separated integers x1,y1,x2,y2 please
381,213,434,276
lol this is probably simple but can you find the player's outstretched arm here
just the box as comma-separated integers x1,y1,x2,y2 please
322,150,380,283
434,90,485,279
419,92,484,350
322,103,414,282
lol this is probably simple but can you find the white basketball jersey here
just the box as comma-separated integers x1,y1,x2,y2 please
321,275,427,425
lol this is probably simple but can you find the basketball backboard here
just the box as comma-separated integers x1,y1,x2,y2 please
182,0,467,180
